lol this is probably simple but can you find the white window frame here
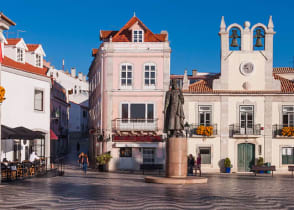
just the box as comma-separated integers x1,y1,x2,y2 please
144,63,156,88
198,105,212,126
120,63,133,89
133,30,144,43
17,48,24,63
282,105,294,127
36,54,41,67
120,102,155,120
34,89,44,112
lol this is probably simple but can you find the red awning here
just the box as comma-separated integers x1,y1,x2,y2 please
113,135,162,142
50,129,58,140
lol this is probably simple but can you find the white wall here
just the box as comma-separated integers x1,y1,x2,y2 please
1,66,51,162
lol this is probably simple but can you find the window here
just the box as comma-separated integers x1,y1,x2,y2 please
121,103,154,120
74,85,77,94
36,54,41,67
240,105,254,129
34,89,44,111
144,64,156,86
120,148,132,157
17,48,24,62
120,64,132,87
143,148,155,164
199,106,212,126
282,147,294,164
282,106,294,127
83,110,87,118
199,147,211,164
133,30,143,42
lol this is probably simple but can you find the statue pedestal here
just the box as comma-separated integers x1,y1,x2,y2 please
166,137,187,178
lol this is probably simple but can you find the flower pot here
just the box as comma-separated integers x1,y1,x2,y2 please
225,167,231,173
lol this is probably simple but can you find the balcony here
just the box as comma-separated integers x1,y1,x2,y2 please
230,124,261,138
273,125,294,138
188,124,217,138
112,118,158,132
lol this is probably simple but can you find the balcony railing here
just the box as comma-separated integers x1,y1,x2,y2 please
112,118,158,131
273,125,294,137
188,124,217,137
230,124,261,137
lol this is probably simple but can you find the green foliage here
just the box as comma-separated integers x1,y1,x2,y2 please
224,157,232,168
96,153,112,165
257,157,264,166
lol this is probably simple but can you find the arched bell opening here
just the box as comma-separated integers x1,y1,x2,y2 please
229,27,241,51
253,27,265,51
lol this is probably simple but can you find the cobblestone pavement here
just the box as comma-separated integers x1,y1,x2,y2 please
1,144,294,209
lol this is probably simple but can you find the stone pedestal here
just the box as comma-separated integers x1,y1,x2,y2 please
166,137,187,178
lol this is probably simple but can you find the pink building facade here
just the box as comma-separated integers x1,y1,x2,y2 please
89,16,171,170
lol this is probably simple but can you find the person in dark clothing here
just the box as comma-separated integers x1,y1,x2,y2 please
77,142,80,153
195,153,202,176
188,154,195,176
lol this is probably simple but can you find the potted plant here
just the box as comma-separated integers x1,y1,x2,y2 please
96,153,112,172
224,157,232,173
257,157,264,173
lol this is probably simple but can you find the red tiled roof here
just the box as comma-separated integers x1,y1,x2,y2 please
100,16,166,42
0,12,16,26
100,30,119,40
26,44,39,52
92,48,98,57
187,74,294,94
2,56,48,77
273,67,294,74
6,38,21,45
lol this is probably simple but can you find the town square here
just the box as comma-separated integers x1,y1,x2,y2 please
1,0,294,209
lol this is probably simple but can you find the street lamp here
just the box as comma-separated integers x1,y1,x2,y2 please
184,122,190,138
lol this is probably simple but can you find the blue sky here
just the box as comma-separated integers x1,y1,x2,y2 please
2,0,294,76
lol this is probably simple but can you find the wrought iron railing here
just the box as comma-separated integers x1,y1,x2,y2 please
188,124,217,137
112,118,158,131
273,124,294,137
230,124,261,137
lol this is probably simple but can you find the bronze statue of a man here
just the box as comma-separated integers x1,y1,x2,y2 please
164,79,185,137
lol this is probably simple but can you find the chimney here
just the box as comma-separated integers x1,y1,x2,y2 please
71,68,76,78
83,75,86,82
182,69,189,90
160,30,168,41
192,69,197,77
78,72,83,80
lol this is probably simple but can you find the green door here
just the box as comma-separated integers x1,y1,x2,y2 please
238,143,255,172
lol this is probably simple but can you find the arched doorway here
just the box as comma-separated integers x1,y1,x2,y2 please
238,143,255,172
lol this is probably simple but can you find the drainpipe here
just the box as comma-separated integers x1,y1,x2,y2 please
100,52,104,155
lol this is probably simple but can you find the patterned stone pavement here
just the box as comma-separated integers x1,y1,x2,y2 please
1,146,294,209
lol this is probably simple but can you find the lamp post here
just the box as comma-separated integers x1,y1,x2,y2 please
0,13,16,184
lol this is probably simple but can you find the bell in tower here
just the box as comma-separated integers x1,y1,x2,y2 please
254,28,265,48
230,29,240,47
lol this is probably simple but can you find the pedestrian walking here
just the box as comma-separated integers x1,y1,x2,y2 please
187,154,195,176
82,154,89,175
195,153,202,176
78,152,84,168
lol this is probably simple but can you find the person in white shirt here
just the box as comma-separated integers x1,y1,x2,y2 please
29,152,39,162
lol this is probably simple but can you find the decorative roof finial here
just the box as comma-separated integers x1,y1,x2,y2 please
133,11,136,17
220,16,226,32
268,15,274,29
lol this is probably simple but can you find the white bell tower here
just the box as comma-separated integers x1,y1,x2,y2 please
213,16,280,91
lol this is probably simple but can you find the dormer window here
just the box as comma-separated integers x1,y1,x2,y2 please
36,54,41,67
133,30,143,42
17,48,24,62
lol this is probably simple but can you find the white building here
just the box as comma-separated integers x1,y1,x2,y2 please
1,37,51,164
46,67,89,138
183,16,294,173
